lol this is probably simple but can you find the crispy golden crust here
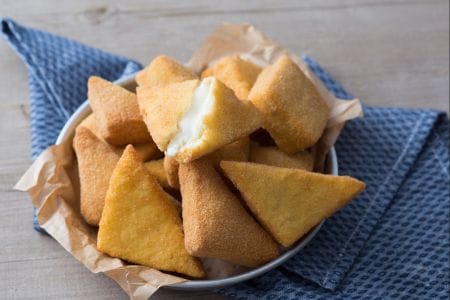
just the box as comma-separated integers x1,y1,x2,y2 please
88,76,151,146
175,79,263,162
136,55,197,87
249,145,313,171
248,55,330,153
201,56,262,100
208,137,250,164
220,161,365,247
133,142,163,161
137,80,199,151
77,113,162,161
145,159,170,189
97,146,205,278
72,127,122,225
163,138,250,190
179,157,280,267
77,114,101,138
164,156,180,189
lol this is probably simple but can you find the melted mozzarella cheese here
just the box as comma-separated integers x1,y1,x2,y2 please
166,77,216,156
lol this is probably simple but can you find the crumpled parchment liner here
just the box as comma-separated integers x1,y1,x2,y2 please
15,23,363,300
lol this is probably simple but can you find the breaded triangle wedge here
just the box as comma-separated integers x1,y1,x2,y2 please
201,56,262,100
220,161,366,247
88,76,151,146
248,55,330,153
73,126,122,226
137,77,262,163
97,145,205,278
179,157,280,267
76,114,162,161
136,55,197,87
137,80,197,151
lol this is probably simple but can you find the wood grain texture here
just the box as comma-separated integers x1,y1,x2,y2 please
0,0,448,299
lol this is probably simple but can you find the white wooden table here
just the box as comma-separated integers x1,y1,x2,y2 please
0,0,448,299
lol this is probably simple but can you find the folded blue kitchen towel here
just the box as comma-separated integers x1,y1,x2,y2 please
2,18,448,299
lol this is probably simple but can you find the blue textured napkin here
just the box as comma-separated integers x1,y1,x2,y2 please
2,18,448,299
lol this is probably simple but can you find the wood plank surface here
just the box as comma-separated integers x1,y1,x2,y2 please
0,0,448,299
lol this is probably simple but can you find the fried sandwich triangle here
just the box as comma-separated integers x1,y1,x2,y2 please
248,55,330,153
73,126,122,226
137,77,262,163
97,145,205,278
220,161,366,247
88,76,151,146
201,56,262,100
179,157,280,267
136,55,197,88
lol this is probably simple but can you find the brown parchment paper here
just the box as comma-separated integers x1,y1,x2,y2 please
14,23,363,300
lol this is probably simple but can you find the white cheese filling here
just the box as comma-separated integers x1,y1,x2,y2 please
166,77,216,156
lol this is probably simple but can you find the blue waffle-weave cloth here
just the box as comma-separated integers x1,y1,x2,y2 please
1,18,448,299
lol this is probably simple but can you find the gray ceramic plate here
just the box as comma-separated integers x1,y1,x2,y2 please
56,73,338,291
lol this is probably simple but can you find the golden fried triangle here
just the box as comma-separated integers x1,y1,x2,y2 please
248,55,329,153
137,77,262,163
77,114,162,161
179,157,279,267
136,55,197,87
220,161,366,247
97,145,205,278
73,126,122,226
201,56,262,100
88,76,151,146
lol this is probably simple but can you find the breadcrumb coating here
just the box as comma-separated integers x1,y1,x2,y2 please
136,55,196,87
73,126,122,225
250,145,313,171
97,146,205,278
88,76,151,146
248,55,329,153
221,161,365,247
179,157,280,267
201,56,262,100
